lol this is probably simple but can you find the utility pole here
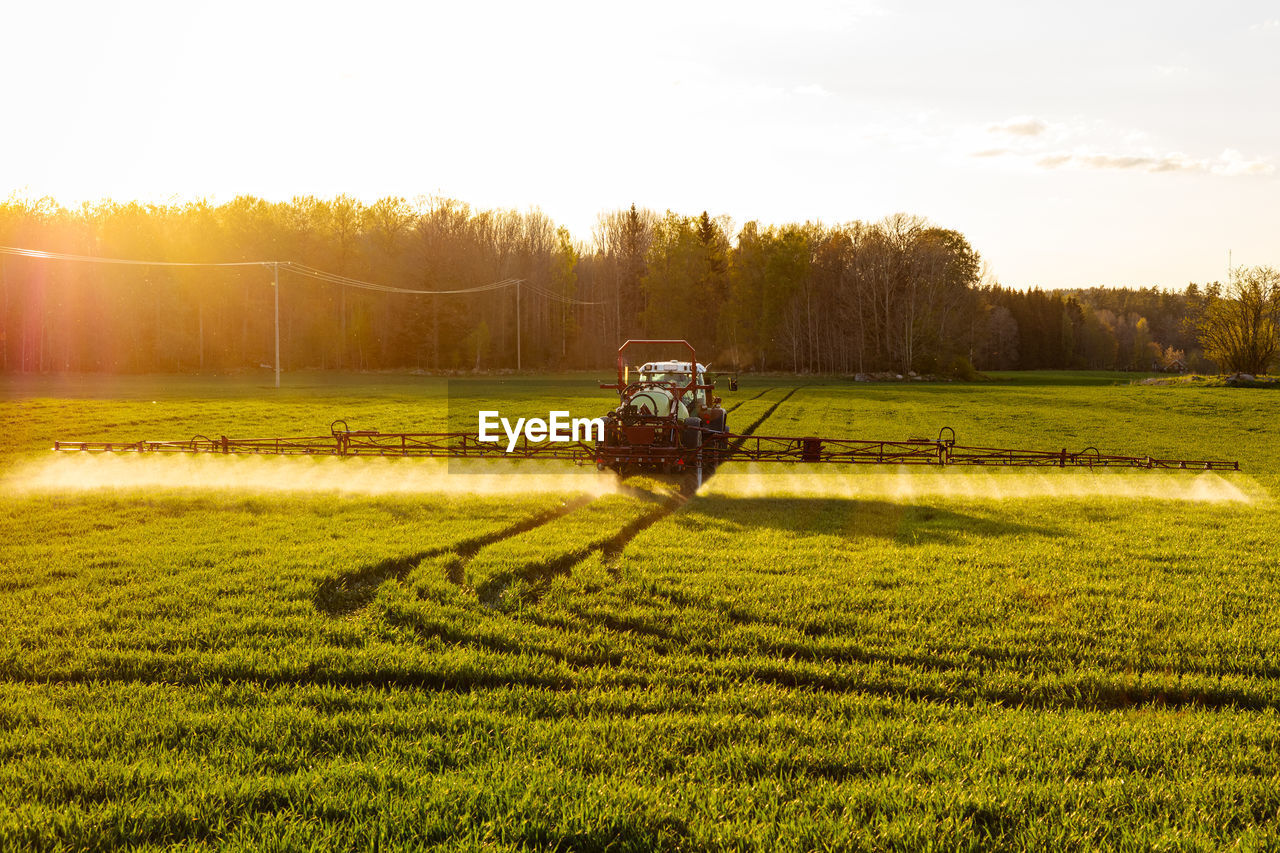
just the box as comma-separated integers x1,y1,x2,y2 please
515,278,521,373
273,262,280,389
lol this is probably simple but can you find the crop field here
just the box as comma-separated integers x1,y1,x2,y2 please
2,372,1278,851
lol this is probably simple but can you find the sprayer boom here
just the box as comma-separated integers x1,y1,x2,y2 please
53,423,1239,472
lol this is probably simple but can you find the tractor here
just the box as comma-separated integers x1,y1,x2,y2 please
595,340,734,481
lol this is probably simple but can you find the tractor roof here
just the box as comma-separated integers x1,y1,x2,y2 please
640,361,705,374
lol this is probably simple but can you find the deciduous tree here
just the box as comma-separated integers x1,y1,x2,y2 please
1197,265,1280,375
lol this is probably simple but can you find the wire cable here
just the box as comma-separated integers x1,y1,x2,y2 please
284,263,521,295
521,279,607,305
0,245,522,293
0,245,271,268
0,245,607,304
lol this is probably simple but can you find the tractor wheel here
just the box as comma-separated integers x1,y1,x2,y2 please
680,417,703,449
705,411,728,469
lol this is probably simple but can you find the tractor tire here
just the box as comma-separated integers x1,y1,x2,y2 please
705,411,728,472
680,417,703,449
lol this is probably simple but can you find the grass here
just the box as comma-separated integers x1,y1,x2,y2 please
981,370,1163,386
1,372,1278,850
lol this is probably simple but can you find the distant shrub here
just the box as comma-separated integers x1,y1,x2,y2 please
947,355,981,381
912,353,939,375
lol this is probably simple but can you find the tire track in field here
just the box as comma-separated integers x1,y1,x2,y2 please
321,387,801,615
411,387,802,607
551,385,804,581
472,491,679,606
314,494,595,616
727,386,802,450
13,656,1280,712
725,385,773,413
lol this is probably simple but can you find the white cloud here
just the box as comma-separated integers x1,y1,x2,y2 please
1033,149,1274,176
986,116,1048,136
1035,154,1074,169
1212,149,1276,176
1250,19,1279,30
971,115,1274,179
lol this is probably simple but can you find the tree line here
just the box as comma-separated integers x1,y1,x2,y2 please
0,196,1273,375
981,272,1278,374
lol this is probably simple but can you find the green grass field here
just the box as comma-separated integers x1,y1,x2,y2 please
2,373,1278,851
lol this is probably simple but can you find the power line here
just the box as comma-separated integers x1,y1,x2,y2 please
0,245,606,304
0,245,520,294
0,243,608,383
282,262,521,296
0,245,270,268
521,279,606,306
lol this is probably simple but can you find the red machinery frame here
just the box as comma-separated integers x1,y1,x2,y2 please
53,424,1240,471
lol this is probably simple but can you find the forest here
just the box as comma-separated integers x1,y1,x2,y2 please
0,195,1232,375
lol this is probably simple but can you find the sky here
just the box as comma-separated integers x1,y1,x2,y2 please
2,0,1276,290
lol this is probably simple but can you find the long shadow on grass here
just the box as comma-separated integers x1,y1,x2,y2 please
314,494,595,616
471,497,676,605
466,390,803,606
16,656,1280,713
398,497,1055,667
735,666,1280,713
686,495,1059,544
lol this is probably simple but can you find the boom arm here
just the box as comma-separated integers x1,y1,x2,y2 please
53,423,1240,471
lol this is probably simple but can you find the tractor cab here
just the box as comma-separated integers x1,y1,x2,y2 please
637,360,704,383
637,361,707,416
